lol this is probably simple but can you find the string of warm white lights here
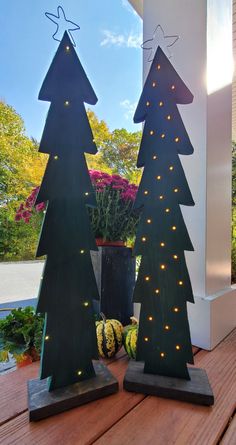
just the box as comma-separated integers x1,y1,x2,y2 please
39,41,99,381
136,60,187,361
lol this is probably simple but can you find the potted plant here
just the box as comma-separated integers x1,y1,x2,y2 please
0,307,44,368
88,171,139,324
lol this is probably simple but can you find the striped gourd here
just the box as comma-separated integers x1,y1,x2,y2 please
96,313,123,358
123,317,138,359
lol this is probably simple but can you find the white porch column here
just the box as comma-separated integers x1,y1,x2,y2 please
130,0,236,350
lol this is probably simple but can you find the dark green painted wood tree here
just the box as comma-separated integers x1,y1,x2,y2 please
35,31,100,391
133,46,195,380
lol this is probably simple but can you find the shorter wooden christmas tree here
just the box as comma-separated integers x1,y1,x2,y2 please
124,42,214,406
28,22,118,421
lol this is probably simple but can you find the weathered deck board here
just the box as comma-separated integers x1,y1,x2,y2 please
0,344,222,445
221,413,236,445
0,349,126,427
93,329,236,445
0,357,146,445
192,346,200,355
0,345,197,428
0,362,39,426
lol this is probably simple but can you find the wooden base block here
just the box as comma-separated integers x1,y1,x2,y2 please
28,361,118,421
123,361,214,406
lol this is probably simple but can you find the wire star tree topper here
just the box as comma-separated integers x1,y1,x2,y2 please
142,24,179,62
45,5,80,46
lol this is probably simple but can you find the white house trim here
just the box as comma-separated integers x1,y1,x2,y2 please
129,0,236,350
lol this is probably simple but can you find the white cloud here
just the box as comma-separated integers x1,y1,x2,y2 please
101,30,142,49
120,99,137,120
126,33,142,48
100,30,125,47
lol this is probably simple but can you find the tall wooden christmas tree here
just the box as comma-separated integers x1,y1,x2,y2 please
124,46,214,405
28,30,118,421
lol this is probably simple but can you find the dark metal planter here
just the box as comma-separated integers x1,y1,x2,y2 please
91,246,135,326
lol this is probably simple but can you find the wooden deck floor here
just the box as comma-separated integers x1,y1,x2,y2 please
0,329,235,445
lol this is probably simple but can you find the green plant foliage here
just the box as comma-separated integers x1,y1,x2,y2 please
0,100,46,261
90,189,138,242
0,307,44,360
232,143,236,207
0,203,43,261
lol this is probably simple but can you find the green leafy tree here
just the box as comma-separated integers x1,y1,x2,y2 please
0,101,46,260
101,128,142,183
85,110,112,174
86,112,142,184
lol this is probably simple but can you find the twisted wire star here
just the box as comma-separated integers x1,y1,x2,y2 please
142,25,179,62
45,6,80,47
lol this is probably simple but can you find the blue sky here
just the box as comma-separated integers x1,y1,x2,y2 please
0,0,142,140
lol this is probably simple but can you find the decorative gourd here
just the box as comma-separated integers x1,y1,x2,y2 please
96,313,123,358
123,317,138,359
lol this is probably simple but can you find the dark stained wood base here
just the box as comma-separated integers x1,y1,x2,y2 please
123,361,214,406
28,361,118,421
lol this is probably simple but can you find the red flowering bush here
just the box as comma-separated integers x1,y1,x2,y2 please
88,170,139,242
15,171,139,242
15,187,45,223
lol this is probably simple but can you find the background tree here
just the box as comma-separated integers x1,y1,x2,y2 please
133,46,195,379
36,31,100,390
85,110,112,173
86,111,142,184
0,101,46,260
101,128,141,183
